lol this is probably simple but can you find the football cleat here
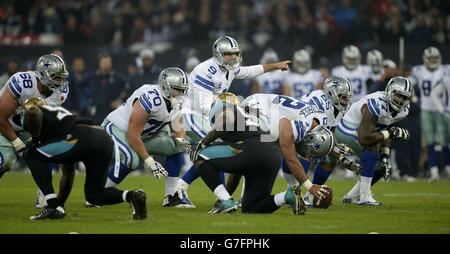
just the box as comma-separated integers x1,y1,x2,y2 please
35,189,47,209
356,191,383,206
30,206,66,220
341,195,359,204
285,185,306,215
208,198,238,214
162,190,196,208
129,189,147,220
85,201,101,208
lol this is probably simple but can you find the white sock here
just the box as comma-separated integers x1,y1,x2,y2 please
165,177,178,196
274,192,287,207
122,190,129,202
345,181,360,198
359,176,372,196
105,178,117,188
213,184,231,201
430,167,439,178
44,193,57,201
240,177,245,200
283,173,298,187
176,178,190,191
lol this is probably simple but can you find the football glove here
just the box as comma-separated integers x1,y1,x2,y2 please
11,138,27,158
386,126,410,140
334,143,353,157
190,141,206,162
380,153,392,181
144,157,168,180
174,137,192,153
338,156,361,174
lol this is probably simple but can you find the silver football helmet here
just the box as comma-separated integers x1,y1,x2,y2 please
366,49,383,74
423,47,441,71
385,76,413,111
297,125,335,158
158,67,189,105
212,36,242,71
292,49,311,74
342,45,361,71
260,48,279,64
323,76,353,112
35,54,68,91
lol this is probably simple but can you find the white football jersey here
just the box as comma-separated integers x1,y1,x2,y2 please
284,69,323,99
369,68,385,83
410,65,448,112
331,65,371,103
106,85,174,138
301,90,343,128
0,71,69,131
183,58,264,117
255,70,285,94
241,93,327,143
338,91,409,137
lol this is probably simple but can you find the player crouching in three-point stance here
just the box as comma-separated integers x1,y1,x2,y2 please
21,98,147,220
336,76,412,205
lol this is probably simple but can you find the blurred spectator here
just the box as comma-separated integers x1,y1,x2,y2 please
66,57,90,115
88,52,127,124
0,57,20,89
128,48,162,92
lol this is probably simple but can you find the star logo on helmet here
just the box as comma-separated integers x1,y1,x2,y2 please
43,60,51,69
314,143,321,150
161,72,168,80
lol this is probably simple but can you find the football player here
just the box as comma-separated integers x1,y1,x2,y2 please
101,67,192,207
332,45,371,103
410,47,448,181
252,48,287,94
366,49,384,84
284,49,324,99
338,76,412,205
0,54,74,208
21,98,147,220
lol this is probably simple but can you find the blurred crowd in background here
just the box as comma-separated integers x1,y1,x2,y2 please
0,0,449,181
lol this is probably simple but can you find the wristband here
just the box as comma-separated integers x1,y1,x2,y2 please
380,130,390,140
11,138,25,152
381,147,390,156
301,179,313,191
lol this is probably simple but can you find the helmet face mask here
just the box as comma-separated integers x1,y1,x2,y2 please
385,76,412,111
292,49,311,74
212,36,242,71
35,54,69,92
366,49,383,74
423,47,441,71
157,67,189,105
342,45,361,71
296,125,335,158
323,76,353,112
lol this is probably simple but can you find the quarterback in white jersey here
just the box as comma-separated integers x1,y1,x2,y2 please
336,77,412,206
285,49,324,99
332,45,371,102
410,47,448,181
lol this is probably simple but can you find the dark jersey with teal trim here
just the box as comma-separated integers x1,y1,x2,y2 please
209,102,262,142
26,105,93,143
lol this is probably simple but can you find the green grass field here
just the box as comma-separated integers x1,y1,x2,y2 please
1,172,449,234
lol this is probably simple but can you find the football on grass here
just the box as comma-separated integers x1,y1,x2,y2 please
313,186,333,209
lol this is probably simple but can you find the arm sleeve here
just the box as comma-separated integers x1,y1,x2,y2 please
7,76,22,99
234,65,264,79
366,99,381,121
289,119,306,143
139,94,153,113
